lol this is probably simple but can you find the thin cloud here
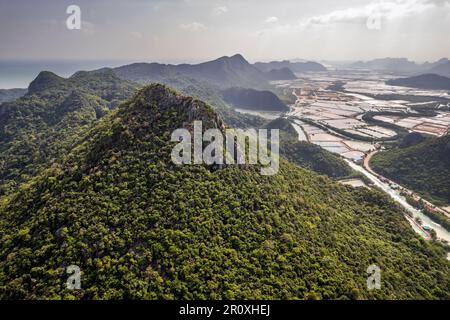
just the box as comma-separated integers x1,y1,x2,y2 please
264,16,279,23
424,0,450,6
130,31,143,39
212,6,228,16
300,0,437,27
179,22,207,31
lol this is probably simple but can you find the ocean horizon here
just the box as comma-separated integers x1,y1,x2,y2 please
0,60,135,89
0,57,211,89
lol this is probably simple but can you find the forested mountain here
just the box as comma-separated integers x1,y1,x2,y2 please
0,69,139,195
222,87,289,111
254,60,326,73
371,134,450,206
0,84,448,299
386,74,450,90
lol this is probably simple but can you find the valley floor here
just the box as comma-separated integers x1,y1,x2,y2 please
270,69,450,246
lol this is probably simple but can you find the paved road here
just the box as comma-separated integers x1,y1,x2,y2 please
346,159,431,239
353,151,450,243
366,151,450,218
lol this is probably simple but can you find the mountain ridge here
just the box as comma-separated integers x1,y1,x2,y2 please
0,69,139,195
114,54,268,89
350,57,450,76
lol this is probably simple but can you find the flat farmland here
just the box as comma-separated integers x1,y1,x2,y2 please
278,69,450,163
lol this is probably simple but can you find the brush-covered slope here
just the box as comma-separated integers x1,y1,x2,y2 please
280,140,354,179
0,84,449,300
0,70,139,195
223,87,288,111
371,134,450,206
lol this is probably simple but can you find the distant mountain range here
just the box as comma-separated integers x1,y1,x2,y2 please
386,74,450,90
254,60,327,73
350,57,450,77
0,88,27,104
113,54,304,89
114,54,269,88
351,58,418,74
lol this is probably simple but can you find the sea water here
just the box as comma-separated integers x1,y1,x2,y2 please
0,60,132,89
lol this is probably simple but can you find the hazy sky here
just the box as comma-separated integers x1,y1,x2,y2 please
0,0,449,63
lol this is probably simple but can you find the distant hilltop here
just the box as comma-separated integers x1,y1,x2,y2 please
386,73,450,91
222,87,289,111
